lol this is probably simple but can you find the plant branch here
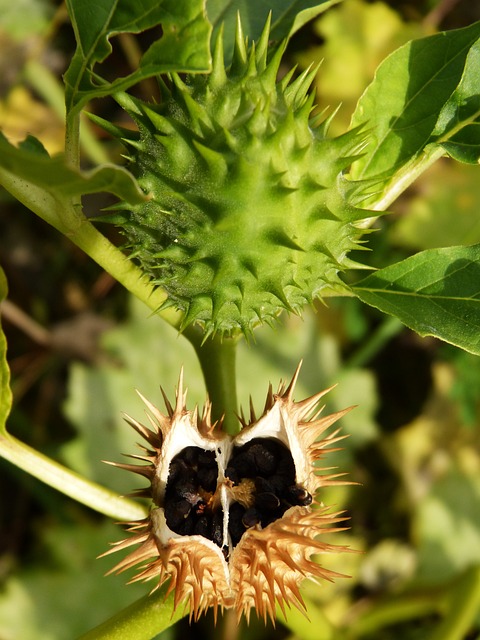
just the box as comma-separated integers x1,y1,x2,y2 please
0,432,146,521
186,328,240,435
369,145,446,212
77,584,186,640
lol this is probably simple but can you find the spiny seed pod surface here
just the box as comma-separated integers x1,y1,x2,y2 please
104,364,353,622
102,18,375,337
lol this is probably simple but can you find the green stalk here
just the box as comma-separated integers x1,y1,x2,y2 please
0,432,146,521
430,565,480,640
77,584,186,640
369,144,445,213
23,59,110,166
347,591,444,637
186,328,240,435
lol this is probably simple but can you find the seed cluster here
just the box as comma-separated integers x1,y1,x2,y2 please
164,447,223,546
164,438,312,552
226,438,312,546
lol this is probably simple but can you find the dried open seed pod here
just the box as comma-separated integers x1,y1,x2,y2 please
104,364,353,622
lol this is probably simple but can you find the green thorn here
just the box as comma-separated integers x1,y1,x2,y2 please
210,24,227,89
231,13,247,75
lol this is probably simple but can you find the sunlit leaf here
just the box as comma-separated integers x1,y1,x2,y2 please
64,0,211,115
351,21,480,180
0,132,145,205
353,244,480,355
432,38,480,164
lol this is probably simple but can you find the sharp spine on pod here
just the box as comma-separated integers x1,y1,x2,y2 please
91,15,379,338
103,362,355,623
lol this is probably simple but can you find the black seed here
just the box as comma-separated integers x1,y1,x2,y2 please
248,442,277,475
225,466,240,485
229,451,256,477
177,513,194,535
167,458,191,484
242,507,261,528
267,473,290,494
276,453,296,482
255,491,280,511
285,485,313,506
254,476,275,493
228,503,246,546
193,515,210,537
182,446,200,466
197,466,217,492
198,450,216,467
164,498,194,529
212,510,224,548
222,545,229,560
173,480,199,503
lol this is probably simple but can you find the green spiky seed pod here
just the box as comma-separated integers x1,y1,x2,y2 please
101,18,374,337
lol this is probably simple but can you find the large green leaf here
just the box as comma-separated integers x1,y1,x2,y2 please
351,21,480,180
353,244,480,355
64,0,212,115
206,0,339,59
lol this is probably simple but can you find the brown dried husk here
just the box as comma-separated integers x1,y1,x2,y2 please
103,363,354,622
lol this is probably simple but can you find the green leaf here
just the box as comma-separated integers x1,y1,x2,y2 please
206,0,337,59
64,0,212,115
353,244,480,355
0,133,145,209
431,38,480,163
0,266,12,433
351,21,480,180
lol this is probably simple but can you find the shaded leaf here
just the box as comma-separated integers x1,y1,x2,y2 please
353,244,480,355
351,21,480,180
0,266,12,433
64,0,211,115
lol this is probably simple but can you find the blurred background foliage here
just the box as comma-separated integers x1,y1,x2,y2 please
1,0,480,638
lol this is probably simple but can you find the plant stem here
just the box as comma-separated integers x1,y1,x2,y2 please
77,584,186,640
369,145,445,213
430,565,480,640
186,328,240,435
346,591,444,637
23,59,111,165
0,432,147,521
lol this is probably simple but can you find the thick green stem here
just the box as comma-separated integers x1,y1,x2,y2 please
0,432,146,521
369,145,445,213
186,328,240,435
77,584,186,640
